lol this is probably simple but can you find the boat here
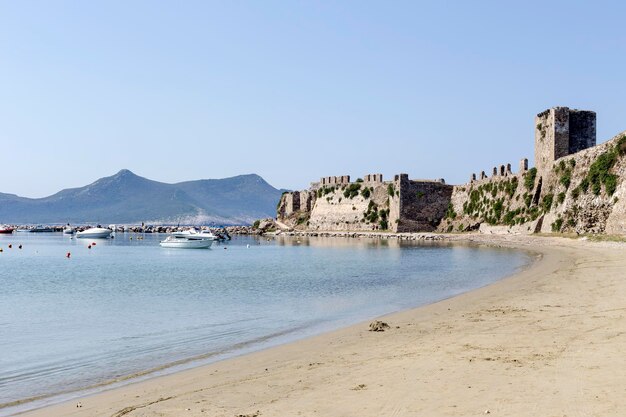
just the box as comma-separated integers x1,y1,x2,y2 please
0,225,14,234
63,226,75,235
31,225,54,233
159,235,212,249
171,228,217,240
76,227,112,239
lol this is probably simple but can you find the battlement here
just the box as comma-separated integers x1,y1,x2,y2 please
320,175,351,185
469,160,527,183
535,107,596,174
363,173,383,183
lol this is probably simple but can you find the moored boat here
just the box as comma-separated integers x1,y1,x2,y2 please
172,228,217,240
63,226,75,235
76,227,112,239
159,235,212,249
0,225,14,234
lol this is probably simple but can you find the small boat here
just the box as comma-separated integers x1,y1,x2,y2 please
63,226,75,235
160,235,212,249
16,228,31,233
0,225,14,234
76,227,112,239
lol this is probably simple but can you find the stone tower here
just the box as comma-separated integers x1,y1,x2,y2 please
534,107,596,174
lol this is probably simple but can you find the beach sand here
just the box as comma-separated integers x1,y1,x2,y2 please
20,235,626,416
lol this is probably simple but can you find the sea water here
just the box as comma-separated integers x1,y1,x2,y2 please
0,233,530,414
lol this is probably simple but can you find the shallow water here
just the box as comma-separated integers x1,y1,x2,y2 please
0,233,530,414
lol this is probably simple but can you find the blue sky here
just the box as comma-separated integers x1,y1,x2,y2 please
1,1,625,197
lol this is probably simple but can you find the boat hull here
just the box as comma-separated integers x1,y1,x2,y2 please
0,228,14,234
76,228,112,239
160,239,212,249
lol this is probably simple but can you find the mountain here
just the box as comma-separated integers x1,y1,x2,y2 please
0,170,286,225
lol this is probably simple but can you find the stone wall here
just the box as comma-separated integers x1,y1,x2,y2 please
441,131,626,235
277,107,626,236
277,173,453,232
395,175,453,232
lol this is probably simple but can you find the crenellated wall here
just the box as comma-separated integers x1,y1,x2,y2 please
277,107,626,236
278,173,453,232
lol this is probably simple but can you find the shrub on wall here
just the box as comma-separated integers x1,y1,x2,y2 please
343,183,361,199
524,168,537,191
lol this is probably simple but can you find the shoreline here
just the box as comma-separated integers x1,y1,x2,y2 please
16,234,626,416
4,236,532,415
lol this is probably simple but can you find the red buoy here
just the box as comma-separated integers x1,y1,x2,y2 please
92,242,97,246
8,244,12,249
88,245,92,249
66,252,71,258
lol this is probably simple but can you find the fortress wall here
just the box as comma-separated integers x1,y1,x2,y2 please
307,182,392,232
278,108,625,236
441,131,626,234
394,175,453,232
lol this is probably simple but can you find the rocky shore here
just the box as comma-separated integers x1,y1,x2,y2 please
271,230,448,241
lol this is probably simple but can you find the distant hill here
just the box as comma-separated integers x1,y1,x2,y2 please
0,170,286,225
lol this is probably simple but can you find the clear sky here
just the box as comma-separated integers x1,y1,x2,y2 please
1,1,625,197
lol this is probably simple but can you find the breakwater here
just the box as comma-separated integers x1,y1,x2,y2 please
5,224,258,235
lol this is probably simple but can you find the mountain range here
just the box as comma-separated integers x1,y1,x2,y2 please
0,170,286,225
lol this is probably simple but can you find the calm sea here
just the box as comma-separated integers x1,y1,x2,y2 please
0,232,530,415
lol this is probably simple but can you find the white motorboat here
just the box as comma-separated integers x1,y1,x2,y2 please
63,226,75,235
171,228,217,240
159,235,212,249
76,227,112,239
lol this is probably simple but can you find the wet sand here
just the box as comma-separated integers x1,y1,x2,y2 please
20,235,626,416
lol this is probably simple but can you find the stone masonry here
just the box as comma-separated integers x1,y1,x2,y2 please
278,106,626,236
535,107,596,175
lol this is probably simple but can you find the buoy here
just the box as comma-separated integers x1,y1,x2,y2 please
88,245,92,249
66,252,71,258
246,244,250,248
92,242,96,246
8,244,12,248
18,244,22,249
0,248,3,252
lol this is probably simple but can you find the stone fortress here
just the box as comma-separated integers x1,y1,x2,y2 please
277,106,626,235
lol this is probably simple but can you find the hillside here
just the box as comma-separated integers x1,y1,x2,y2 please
0,170,285,225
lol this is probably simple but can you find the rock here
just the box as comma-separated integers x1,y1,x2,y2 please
369,320,390,332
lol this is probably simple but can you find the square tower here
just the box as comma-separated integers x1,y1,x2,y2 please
534,107,596,174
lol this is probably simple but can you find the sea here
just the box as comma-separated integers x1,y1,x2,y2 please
0,232,531,415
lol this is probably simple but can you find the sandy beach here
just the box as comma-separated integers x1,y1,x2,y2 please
19,234,626,417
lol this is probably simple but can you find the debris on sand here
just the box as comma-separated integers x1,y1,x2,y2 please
236,411,260,417
369,320,390,332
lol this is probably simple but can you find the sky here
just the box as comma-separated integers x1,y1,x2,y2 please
1,1,625,197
